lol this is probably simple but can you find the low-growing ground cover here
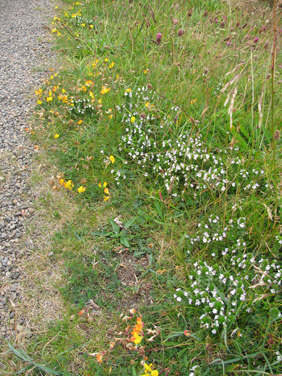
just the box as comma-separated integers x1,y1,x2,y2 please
3,0,282,375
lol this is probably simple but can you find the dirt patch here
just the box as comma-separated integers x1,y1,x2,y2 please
116,251,153,309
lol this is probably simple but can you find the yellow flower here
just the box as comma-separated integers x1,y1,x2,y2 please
78,186,86,193
144,69,149,74
109,155,115,163
62,89,66,93
104,187,109,195
59,178,64,186
98,98,102,104
46,96,53,102
145,102,149,107
51,28,57,33
131,116,135,123
64,180,74,190
50,75,54,79
151,371,159,376
77,120,83,124
96,353,103,363
104,195,109,201
35,88,42,96
37,100,42,105
100,85,110,95
108,62,115,68
125,88,131,93
133,334,143,344
98,182,107,188
89,91,94,99
116,74,119,79
108,114,113,119
90,25,94,29
54,133,60,138
144,364,152,372
81,23,85,27
104,58,109,62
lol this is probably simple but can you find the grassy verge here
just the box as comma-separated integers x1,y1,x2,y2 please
2,0,282,375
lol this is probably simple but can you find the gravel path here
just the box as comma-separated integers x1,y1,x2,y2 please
0,0,55,339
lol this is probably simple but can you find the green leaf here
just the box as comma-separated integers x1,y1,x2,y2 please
124,217,136,229
131,365,137,376
133,251,145,258
109,219,120,234
8,343,61,375
153,219,165,225
154,201,163,219
149,254,155,266
92,231,113,237
120,234,130,247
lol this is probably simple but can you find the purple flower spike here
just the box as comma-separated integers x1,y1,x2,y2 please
204,11,208,17
215,18,219,23
226,41,231,46
254,37,259,43
156,33,162,45
246,35,250,39
173,19,178,25
178,29,184,37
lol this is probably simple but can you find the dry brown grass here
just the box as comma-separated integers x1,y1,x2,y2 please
11,152,79,338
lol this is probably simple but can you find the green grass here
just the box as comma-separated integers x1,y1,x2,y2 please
2,0,282,375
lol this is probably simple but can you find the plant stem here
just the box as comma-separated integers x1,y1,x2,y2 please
271,0,278,223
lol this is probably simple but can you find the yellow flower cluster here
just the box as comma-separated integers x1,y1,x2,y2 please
77,186,86,193
51,28,61,36
130,317,143,345
58,177,86,193
141,364,159,376
98,182,110,201
100,85,110,95
59,178,74,190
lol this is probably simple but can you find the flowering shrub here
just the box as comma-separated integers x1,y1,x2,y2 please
186,213,248,261
174,256,282,335
113,86,269,202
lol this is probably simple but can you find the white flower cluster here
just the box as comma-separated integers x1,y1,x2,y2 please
114,87,268,198
276,351,282,363
188,365,200,376
174,252,282,335
71,15,94,27
174,261,250,334
186,214,248,259
68,98,96,117
252,257,282,292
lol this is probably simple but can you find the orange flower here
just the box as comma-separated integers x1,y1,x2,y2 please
96,353,103,363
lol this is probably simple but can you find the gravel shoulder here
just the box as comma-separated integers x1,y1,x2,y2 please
0,0,56,339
